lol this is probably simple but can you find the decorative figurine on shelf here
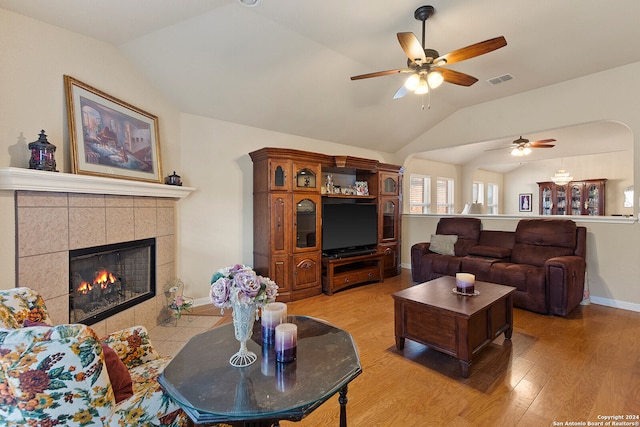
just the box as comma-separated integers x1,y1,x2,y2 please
28,130,58,172
325,174,334,194
165,171,182,186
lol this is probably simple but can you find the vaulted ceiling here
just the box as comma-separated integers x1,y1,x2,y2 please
2,0,639,160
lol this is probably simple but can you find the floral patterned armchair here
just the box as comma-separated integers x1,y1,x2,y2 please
0,287,190,427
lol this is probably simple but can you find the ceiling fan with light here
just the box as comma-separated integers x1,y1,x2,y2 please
350,5,507,99
488,136,557,157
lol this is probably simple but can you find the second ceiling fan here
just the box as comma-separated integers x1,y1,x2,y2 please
488,136,557,157
351,5,507,99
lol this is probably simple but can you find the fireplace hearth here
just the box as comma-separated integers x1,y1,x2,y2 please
69,238,156,325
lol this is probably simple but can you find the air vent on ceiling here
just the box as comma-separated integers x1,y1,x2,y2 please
487,73,514,85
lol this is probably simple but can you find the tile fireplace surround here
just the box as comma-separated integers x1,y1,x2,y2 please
0,167,195,338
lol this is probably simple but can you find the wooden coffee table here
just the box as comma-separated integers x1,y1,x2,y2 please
392,276,515,378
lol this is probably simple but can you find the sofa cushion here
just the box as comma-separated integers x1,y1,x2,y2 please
511,219,577,266
0,287,53,328
23,319,133,403
468,245,512,259
489,263,547,314
101,344,134,403
0,324,116,425
435,217,481,256
429,234,458,255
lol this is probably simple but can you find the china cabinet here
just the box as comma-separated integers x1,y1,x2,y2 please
537,179,606,216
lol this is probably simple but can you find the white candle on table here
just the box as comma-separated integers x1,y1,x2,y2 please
261,302,287,343
456,273,476,294
275,323,297,363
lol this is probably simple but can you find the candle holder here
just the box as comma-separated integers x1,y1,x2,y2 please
28,130,58,172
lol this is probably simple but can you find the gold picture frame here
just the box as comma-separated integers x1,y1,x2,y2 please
64,75,162,183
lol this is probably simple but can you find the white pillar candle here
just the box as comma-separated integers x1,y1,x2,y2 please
261,302,287,343
275,323,297,363
456,273,476,294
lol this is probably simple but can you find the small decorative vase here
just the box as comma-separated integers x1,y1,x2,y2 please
229,303,258,367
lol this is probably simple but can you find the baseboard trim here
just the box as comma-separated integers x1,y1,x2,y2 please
589,296,640,313
193,296,212,307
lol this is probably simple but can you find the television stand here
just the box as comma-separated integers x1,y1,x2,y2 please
322,253,384,295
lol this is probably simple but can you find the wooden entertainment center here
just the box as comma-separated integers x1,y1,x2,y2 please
250,148,403,301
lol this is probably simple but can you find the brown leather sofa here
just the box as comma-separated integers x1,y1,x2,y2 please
410,217,587,316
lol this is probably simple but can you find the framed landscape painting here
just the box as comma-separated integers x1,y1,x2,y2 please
64,75,163,183
519,193,532,212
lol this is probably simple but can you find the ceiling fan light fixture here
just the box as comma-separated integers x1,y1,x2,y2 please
414,76,429,94
237,0,260,6
511,147,523,156
551,169,573,186
427,71,444,88
404,74,420,91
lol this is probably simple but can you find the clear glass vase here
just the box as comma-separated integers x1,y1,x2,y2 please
229,303,258,367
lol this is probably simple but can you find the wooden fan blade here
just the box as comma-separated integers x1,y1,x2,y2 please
435,36,507,66
530,139,556,145
350,69,404,80
397,32,426,64
437,68,478,86
531,144,555,148
393,85,408,99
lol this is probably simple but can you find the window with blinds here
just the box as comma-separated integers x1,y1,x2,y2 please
487,183,499,214
436,177,454,214
472,181,484,204
409,174,430,214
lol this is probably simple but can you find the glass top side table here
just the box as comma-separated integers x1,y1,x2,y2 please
159,315,362,426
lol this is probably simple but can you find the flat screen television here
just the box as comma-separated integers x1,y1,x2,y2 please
322,203,378,257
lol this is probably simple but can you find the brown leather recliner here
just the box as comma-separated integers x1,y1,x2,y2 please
488,219,586,316
410,218,586,316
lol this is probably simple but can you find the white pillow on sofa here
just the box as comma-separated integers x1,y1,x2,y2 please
429,234,458,256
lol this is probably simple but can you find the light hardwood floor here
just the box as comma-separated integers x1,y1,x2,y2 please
276,269,640,427
183,270,640,427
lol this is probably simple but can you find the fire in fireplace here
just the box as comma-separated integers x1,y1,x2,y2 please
69,238,156,325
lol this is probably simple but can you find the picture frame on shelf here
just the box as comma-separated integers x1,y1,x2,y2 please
64,75,163,183
519,193,532,212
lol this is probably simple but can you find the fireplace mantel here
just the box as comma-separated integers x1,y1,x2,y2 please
0,167,195,198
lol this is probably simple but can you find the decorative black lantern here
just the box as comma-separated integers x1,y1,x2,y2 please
28,130,58,172
165,171,182,186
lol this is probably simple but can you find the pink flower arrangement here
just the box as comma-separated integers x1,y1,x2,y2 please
210,264,279,312
169,291,193,319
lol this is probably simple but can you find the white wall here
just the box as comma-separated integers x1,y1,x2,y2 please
0,9,181,290
177,114,394,299
0,9,395,298
502,151,633,216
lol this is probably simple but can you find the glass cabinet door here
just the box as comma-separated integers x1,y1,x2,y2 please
381,199,398,241
268,159,291,191
571,184,582,215
293,163,321,192
294,195,320,251
380,172,399,195
556,185,567,215
383,177,397,194
541,186,552,215
587,184,600,215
